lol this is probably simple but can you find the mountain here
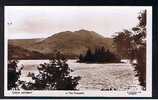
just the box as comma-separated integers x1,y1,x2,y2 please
9,29,115,59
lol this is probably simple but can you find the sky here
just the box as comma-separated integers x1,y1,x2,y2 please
5,6,151,39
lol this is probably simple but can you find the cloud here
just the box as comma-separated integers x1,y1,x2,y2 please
5,6,149,39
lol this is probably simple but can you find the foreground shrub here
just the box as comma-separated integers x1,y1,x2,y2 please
8,60,24,90
21,58,81,90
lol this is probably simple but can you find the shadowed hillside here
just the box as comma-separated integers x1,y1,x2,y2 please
9,38,45,48
8,44,46,59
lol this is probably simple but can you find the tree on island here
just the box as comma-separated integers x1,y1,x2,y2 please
78,47,121,63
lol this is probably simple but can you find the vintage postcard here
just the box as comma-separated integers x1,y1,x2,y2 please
4,6,152,97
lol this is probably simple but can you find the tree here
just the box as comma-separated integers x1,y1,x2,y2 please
94,48,99,62
21,56,81,90
8,60,24,90
113,30,132,58
131,10,146,88
79,54,84,62
84,48,93,62
113,10,147,89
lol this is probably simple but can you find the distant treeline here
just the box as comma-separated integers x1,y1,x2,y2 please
77,47,121,63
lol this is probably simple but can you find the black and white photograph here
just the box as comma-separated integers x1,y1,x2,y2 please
4,6,152,97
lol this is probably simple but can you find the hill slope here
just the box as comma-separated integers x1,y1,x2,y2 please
8,44,45,59
9,29,114,58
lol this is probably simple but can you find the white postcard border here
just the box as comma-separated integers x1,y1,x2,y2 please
4,6,152,97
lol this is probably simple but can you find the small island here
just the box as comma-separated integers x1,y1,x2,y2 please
77,47,121,63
